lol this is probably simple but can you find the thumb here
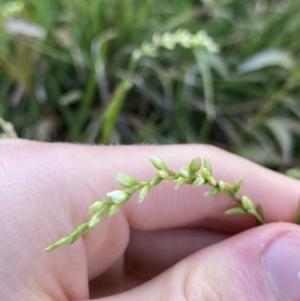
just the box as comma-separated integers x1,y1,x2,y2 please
96,223,300,301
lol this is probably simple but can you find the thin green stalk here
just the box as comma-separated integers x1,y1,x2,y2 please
100,78,134,144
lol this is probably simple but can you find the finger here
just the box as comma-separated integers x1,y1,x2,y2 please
93,223,300,301
1,140,298,297
3,141,298,259
19,139,298,234
120,145,299,232
5,139,297,233
125,228,228,278
88,228,228,297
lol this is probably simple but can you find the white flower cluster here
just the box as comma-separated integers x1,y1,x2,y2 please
132,28,219,62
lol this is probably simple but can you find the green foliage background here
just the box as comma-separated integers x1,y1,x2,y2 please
0,0,300,171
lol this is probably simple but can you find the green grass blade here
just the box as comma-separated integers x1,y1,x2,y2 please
100,79,133,144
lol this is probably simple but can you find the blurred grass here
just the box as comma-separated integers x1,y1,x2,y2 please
0,0,300,171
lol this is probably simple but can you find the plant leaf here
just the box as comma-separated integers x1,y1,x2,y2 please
265,117,293,165
238,49,294,74
194,49,216,119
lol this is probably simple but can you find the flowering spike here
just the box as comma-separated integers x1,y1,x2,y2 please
46,153,270,252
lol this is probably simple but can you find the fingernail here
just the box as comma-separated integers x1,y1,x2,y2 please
262,232,300,301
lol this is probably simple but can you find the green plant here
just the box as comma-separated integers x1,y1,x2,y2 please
1,0,299,171
46,154,268,251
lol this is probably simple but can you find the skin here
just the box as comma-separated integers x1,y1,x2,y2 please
0,139,299,301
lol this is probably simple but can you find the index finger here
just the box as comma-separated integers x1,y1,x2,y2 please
3,139,298,244
38,141,299,237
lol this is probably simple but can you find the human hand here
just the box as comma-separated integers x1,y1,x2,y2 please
0,139,299,301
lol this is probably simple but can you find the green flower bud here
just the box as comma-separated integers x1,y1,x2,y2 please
192,176,205,187
69,231,81,243
175,176,186,190
114,173,139,188
138,185,151,203
149,154,168,170
225,207,246,215
126,184,142,194
88,211,103,229
201,167,211,179
189,158,201,173
233,178,243,193
207,176,217,187
106,190,130,204
180,166,191,178
218,181,226,191
45,236,70,251
73,222,90,235
203,158,212,174
107,204,121,217
157,169,176,179
241,196,254,211
89,201,107,214
149,177,163,186
204,187,220,197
